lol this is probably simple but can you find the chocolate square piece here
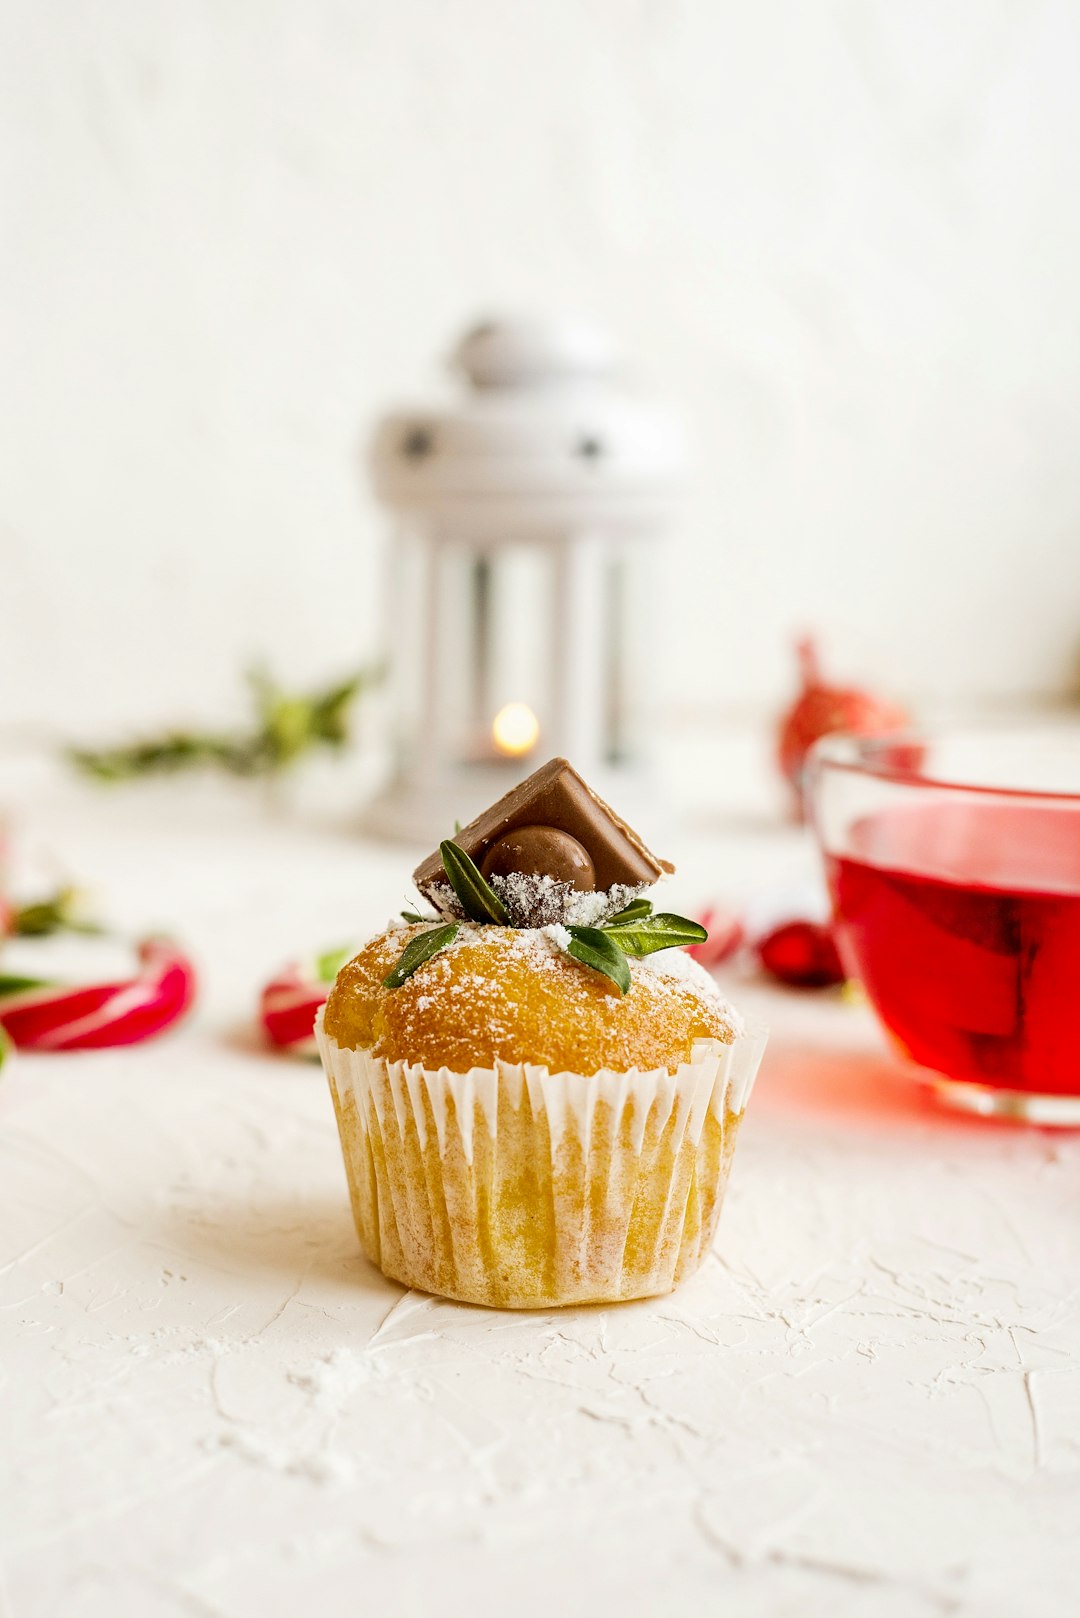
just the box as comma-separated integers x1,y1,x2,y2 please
413,757,674,900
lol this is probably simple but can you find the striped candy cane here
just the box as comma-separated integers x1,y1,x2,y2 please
0,937,196,1051
260,945,355,1058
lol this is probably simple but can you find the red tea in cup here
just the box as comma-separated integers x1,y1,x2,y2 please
827,801,1080,1101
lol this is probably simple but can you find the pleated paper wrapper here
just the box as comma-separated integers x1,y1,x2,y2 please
316,1012,766,1310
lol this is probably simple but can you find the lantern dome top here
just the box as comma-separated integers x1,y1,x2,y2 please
452,318,617,389
370,316,686,527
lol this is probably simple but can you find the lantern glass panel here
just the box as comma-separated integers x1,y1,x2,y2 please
481,545,550,764
384,525,427,775
603,541,653,766
393,538,554,774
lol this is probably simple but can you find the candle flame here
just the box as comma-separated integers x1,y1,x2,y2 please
492,702,539,759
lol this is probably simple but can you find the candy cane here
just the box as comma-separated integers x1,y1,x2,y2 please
0,937,196,1051
261,945,354,1058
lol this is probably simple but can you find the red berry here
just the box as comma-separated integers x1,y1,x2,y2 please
757,919,845,988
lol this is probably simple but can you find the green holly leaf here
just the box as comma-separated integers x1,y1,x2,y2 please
439,840,509,925
565,926,631,994
601,912,707,957
382,923,460,989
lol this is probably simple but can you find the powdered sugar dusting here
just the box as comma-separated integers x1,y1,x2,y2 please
423,872,651,929
327,917,745,1074
404,920,738,1029
492,871,575,927
400,923,571,988
636,947,743,1031
564,883,649,926
426,881,465,921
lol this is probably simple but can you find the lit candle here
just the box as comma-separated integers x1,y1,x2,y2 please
491,702,539,759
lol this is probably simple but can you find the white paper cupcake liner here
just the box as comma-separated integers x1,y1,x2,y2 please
316,1011,766,1310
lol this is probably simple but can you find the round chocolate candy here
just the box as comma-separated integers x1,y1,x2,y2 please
480,825,596,891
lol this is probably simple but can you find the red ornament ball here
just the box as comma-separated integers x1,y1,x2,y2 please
757,919,845,989
777,638,909,820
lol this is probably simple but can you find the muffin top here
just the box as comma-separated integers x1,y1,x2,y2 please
323,923,737,1074
323,756,736,1074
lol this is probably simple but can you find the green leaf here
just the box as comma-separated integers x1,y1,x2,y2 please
11,887,102,938
439,840,509,925
68,732,239,781
68,664,383,783
0,1026,10,1071
400,909,426,924
606,897,653,925
566,926,631,994
0,974,50,996
601,912,708,957
315,945,353,984
382,923,460,989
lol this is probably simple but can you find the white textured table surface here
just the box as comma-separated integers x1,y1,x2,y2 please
3,759,1079,1618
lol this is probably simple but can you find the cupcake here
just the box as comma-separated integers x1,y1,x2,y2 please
317,758,765,1309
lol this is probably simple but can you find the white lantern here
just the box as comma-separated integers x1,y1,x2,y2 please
364,317,685,841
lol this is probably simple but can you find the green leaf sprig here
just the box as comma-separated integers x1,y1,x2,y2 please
565,926,632,993
605,897,654,925
6,886,102,939
438,840,509,924
383,831,708,997
68,664,381,782
382,841,508,992
382,923,460,989
568,902,707,995
601,911,707,958
0,973,50,995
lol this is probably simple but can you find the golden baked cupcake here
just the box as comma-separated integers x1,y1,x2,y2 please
317,759,765,1309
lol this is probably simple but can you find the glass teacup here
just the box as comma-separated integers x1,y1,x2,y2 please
808,724,1080,1124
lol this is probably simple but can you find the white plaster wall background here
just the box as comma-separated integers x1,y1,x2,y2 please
3,0,1080,736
